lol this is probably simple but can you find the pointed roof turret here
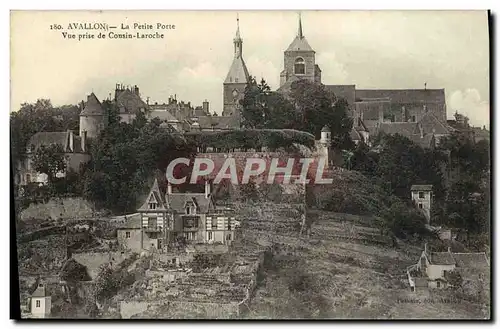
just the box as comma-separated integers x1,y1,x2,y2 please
298,12,303,39
224,15,250,84
234,13,241,42
286,13,314,52
80,93,105,116
137,178,167,212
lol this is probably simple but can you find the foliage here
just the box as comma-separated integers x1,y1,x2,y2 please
31,143,68,184
381,200,428,239
60,258,92,282
185,128,315,151
240,77,354,149
239,180,258,202
240,77,298,129
258,182,283,203
82,111,195,213
10,99,80,168
444,270,463,288
288,79,354,149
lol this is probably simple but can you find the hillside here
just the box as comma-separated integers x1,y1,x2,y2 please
236,203,489,319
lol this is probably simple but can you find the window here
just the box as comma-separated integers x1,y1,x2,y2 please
36,300,40,308
186,207,190,215
418,203,423,209
412,115,416,122
294,57,305,75
419,192,425,199
437,281,441,288
148,203,156,210
208,231,213,241
226,233,232,241
26,174,31,183
125,231,131,238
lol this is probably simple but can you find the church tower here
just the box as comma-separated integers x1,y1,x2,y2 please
222,15,250,118
279,13,321,88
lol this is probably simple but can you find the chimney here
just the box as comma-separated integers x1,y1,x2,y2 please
167,182,172,195
68,130,74,152
205,179,211,198
134,85,139,96
81,130,87,152
203,100,209,113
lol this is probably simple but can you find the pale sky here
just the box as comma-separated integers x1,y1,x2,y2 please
10,10,490,127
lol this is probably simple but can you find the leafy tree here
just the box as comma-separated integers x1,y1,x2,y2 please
350,141,378,176
239,179,258,202
82,113,195,213
32,144,67,184
288,79,354,149
240,77,297,129
382,200,428,239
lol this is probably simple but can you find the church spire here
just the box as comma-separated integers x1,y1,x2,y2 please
235,13,241,40
233,13,243,58
298,12,303,39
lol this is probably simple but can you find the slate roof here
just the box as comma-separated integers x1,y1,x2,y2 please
325,85,356,109
115,89,148,114
197,116,240,130
355,89,446,104
411,185,433,191
377,122,419,136
28,131,86,153
137,178,167,212
224,57,250,84
166,193,213,213
430,252,456,265
419,112,452,135
452,253,490,268
286,35,314,52
80,93,105,116
148,110,179,122
117,213,142,229
31,284,49,298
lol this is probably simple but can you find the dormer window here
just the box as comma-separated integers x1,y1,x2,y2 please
149,203,157,210
294,57,305,75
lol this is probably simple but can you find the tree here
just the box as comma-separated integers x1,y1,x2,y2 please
240,77,297,129
382,200,428,240
288,79,354,149
82,114,195,213
32,144,67,184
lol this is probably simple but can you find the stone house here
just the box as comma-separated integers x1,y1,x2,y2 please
28,283,52,318
16,130,90,186
408,244,490,291
117,179,239,252
411,184,432,222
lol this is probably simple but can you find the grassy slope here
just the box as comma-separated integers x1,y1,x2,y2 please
236,173,490,320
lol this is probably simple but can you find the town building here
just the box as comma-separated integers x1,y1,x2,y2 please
114,84,149,124
407,244,490,291
117,179,240,252
16,129,91,186
221,15,250,121
411,184,432,222
29,283,52,318
79,92,108,139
